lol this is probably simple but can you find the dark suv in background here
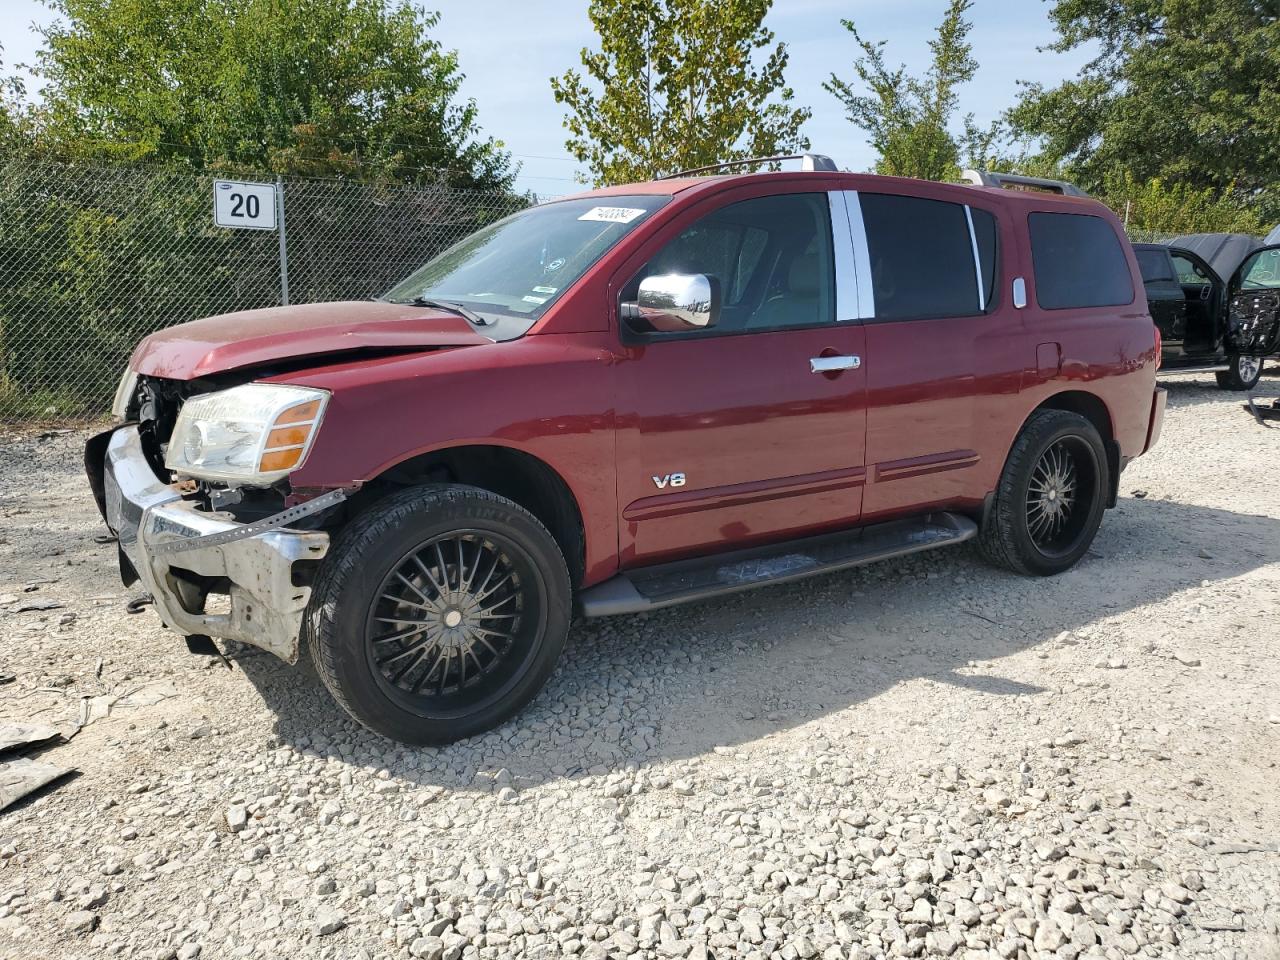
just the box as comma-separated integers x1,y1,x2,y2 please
1135,234,1280,389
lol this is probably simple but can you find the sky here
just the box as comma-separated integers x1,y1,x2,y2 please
0,0,1093,197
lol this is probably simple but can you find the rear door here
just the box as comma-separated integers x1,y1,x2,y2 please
612,188,868,566
1135,247,1187,342
848,189,1017,521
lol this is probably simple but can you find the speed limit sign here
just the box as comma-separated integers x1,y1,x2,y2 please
213,179,277,230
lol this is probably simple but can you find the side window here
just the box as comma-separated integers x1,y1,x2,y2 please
1028,212,1134,309
859,193,982,320
623,193,834,335
1136,249,1175,284
732,227,769,304
1171,253,1209,285
1239,248,1280,289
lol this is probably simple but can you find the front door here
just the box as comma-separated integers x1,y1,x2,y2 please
613,190,867,567
1136,247,1189,344
1227,245,1280,357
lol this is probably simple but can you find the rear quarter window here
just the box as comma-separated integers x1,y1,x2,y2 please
1029,212,1134,309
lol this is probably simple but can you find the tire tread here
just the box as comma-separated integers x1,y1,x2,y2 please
977,409,1105,577
1215,355,1263,391
303,484,570,743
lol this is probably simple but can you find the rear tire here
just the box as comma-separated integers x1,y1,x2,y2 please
978,410,1109,577
304,485,571,745
1215,354,1263,390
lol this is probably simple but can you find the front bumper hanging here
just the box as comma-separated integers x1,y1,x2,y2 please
93,425,339,662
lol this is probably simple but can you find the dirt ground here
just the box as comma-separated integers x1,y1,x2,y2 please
0,376,1277,960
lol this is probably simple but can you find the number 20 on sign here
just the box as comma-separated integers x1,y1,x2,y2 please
213,179,278,230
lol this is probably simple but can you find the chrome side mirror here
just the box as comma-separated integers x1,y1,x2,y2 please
633,273,720,333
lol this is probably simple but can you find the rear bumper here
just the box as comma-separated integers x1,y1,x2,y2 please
93,425,331,662
1145,387,1167,453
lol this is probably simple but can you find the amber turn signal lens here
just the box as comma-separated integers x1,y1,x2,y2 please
274,399,321,425
257,399,325,474
265,425,310,448
258,448,305,473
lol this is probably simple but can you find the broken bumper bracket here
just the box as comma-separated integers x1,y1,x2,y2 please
98,425,337,663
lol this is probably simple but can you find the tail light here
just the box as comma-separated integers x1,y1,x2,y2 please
1153,325,1162,370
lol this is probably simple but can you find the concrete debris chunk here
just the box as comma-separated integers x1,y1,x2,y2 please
0,722,61,755
114,682,181,708
0,758,73,812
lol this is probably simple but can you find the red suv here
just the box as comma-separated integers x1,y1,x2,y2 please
88,158,1165,744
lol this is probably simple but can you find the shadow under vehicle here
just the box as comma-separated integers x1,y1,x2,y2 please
1133,233,1280,390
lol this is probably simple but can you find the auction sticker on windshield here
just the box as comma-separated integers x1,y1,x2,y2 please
578,206,647,223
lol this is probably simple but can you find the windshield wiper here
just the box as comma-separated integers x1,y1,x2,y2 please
409,296,489,326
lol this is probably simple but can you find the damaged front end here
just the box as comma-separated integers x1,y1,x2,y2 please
86,374,348,662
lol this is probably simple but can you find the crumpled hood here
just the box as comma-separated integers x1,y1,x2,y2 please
130,300,494,380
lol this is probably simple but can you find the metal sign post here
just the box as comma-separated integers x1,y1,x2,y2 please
213,177,289,306
275,176,290,306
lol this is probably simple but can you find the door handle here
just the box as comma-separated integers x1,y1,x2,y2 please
810,355,861,373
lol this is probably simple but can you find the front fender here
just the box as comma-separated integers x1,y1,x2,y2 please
265,334,622,585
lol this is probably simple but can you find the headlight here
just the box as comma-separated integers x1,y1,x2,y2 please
111,369,139,420
165,384,329,486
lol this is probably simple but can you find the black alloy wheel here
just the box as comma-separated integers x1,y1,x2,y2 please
978,409,1109,576
306,485,571,745
1024,436,1096,560
366,530,540,717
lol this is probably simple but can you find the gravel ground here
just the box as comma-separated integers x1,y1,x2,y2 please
1,378,1278,960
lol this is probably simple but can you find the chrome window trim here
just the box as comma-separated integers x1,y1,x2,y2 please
842,190,876,319
827,191,859,323
964,205,986,311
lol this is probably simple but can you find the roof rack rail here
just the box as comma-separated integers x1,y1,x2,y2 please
658,153,838,180
961,169,1089,197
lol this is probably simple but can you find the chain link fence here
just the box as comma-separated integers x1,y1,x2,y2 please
0,154,529,421
1126,228,1183,244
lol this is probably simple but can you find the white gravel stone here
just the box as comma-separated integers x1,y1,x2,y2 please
1,398,1277,959
310,906,346,936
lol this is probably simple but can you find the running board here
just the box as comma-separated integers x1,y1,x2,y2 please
1158,365,1229,376
578,512,977,617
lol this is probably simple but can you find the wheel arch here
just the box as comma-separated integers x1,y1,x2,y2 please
349,443,587,588
1030,391,1120,508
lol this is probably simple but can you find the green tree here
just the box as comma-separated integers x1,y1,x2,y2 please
33,0,514,189
0,47,30,149
551,0,810,186
824,0,983,181
1008,0,1280,214
1099,171,1266,237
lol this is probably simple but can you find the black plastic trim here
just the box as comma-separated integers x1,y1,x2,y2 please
578,512,978,617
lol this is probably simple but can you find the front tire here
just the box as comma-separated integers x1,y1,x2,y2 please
978,410,1109,577
1215,354,1263,391
305,485,571,745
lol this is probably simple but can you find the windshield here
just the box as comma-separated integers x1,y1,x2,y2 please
383,194,670,337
